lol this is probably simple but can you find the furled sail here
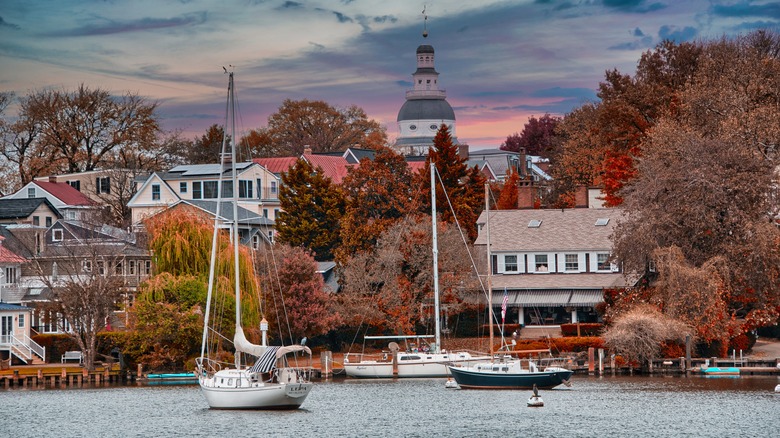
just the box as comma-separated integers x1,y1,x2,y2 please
234,326,267,357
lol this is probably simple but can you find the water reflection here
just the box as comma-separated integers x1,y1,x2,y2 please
1,375,778,437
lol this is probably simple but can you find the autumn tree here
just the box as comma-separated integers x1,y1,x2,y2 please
338,216,480,335
603,304,692,368
1,85,159,181
245,99,387,157
276,158,345,261
495,169,520,210
123,273,206,370
336,146,414,263
500,114,561,157
417,124,485,241
257,245,339,343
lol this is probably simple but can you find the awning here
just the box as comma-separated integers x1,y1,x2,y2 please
569,290,604,307
491,289,605,307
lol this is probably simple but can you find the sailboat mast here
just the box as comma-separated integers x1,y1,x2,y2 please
431,162,441,354
227,73,243,370
485,181,493,356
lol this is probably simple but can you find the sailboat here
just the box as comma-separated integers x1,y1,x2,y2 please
195,72,313,409
446,182,573,389
343,162,489,378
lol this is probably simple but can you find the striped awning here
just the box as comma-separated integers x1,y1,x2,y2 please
569,290,604,306
491,289,605,308
249,346,280,373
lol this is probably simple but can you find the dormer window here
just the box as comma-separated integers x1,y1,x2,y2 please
53,229,63,242
27,187,35,198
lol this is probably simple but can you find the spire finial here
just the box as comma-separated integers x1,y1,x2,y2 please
422,5,428,38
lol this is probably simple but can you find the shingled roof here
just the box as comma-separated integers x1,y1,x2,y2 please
0,198,61,220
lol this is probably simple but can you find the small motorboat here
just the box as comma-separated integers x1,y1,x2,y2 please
527,384,544,407
445,378,458,389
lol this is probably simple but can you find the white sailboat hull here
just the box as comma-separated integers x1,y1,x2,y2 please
344,352,490,378
199,368,312,410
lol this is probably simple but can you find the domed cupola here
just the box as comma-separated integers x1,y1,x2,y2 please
394,35,458,156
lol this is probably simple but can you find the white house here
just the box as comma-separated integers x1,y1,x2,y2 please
127,162,281,228
475,208,633,326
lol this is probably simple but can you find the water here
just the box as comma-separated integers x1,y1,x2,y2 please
1,375,778,437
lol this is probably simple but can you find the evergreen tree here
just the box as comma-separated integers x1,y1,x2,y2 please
276,158,345,261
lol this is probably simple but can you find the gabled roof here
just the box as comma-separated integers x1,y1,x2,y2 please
0,236,26,264
0,302,31,311
182,200,274,226
253,157,298,175
0,198,62,220
254,155,353,184
303,154,352,184
30,181,95,206
342,148,377,164
127,172,179,206
475,208,623,252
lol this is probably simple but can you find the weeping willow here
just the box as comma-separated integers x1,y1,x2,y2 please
144,205,262,328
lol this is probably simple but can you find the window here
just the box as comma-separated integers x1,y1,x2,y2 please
597,253,610,271
18,313,24,328
504,255,518,272
268,230,274,243
144,260,152,275
430,124,438,130
221,181,233,198
5,267,16,284
203,181,218,199
151,184,161,201
45,217,52,227
96,177,110,194
595,218,610,226
67,211,76,220
256,179,262,199
82,260,92,273
193,181,203,199
53,229,63,242
263,209,268,218
179,182,187,193
270,181,278,195
129,260,136,275
27,187,36,198
410,124,417,131
115,261,123,275
97,261,105,276
528,220,542,228
565,254,578,271
33,216,40,226
52,262,58,280
534,254,548,272
68,180,81,191
239,180,253,198
252,235,260,249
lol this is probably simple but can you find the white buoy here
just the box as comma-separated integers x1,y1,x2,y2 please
774,384,780,393
528,384,544,407
445,378,458,389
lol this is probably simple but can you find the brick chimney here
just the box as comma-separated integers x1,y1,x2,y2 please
458,144,469,160
49,176,57,183
303,145,312,155
518,185,536,209
574,186,588,208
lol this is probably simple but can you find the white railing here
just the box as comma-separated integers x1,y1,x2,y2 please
1,334,46,363
22,333,45,361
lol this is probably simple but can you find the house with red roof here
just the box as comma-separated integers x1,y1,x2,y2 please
5,180,97,222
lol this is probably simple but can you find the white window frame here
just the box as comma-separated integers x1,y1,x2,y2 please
565,254,579,271
151,184,161,201
18,313,24,328
597,253,610,271
53,229,63,242
82,260,92,273
534,254,548,272
504,255,518,273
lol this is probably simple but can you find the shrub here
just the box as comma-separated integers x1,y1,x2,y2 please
560,323,604,337
511,336,604,354
728,333,756,352
660,341,685,358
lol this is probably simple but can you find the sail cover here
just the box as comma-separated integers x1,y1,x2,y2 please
234,326,266,357
249,346,281,373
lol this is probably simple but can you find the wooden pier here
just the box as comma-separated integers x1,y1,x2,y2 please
0,363,127,388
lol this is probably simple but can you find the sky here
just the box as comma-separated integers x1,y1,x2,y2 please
1,0,778,150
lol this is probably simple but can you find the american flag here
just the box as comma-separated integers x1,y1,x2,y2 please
501,288,508,323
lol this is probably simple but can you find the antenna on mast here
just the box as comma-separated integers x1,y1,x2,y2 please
422,5,428,38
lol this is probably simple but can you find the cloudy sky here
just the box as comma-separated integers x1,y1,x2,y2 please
1,0,777,149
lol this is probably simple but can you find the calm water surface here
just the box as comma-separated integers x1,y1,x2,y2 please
1,375,778,437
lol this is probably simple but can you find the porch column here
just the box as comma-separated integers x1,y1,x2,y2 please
518,307,525,325
571,308,578,323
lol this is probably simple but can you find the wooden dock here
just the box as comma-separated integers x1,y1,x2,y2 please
0,363,126,388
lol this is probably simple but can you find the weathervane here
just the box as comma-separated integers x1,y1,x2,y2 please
422,5,428,38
